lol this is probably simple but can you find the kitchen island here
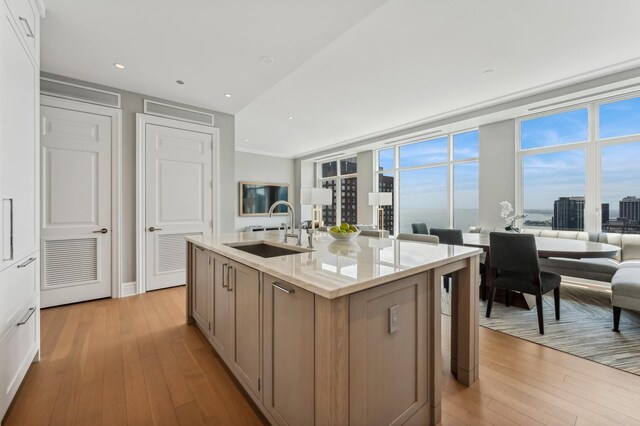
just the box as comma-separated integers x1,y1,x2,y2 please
186,231,482,426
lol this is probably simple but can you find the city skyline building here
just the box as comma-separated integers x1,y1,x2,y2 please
378,174,394,233
552,196,585,231
620,196,640,223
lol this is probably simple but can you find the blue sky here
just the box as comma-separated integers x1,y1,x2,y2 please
521,108,588,150
381,131,479,212
599,97,640,138
376,99,640,218
522,99,640,212
399,136,449,167
523,150,585,210
602,142,640,214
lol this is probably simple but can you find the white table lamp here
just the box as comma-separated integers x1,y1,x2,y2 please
368,192,392,235
300,187,332,229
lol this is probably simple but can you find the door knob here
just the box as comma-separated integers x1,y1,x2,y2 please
92,228,108,234
149,227,162,232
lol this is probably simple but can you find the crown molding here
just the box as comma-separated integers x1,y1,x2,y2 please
235,146,296,159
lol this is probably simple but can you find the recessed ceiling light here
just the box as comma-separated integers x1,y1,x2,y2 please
244,139,249,142
176,80,185,85
224,93,232,98
288,116,293,120
113,63,125,69
260,56,274,64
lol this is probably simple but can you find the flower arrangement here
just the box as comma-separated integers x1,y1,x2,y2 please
499,201,527,232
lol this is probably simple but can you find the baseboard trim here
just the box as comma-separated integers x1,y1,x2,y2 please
121,281,137,297
561,276,611,292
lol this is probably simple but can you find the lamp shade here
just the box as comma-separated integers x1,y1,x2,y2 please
368,192,392,206
300,187,332,206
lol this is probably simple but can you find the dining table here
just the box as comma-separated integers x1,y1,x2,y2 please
462,232,620,309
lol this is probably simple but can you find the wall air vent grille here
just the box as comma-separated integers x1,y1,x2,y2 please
44,238,99,288
40,78,121,108
144,100,214,126
156,232,202,274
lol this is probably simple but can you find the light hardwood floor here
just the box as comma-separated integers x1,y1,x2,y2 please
4,286,640,426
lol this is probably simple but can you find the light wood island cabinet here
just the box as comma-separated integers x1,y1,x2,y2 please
263,274,315,426
191,245,211,333
186,233,481,426
229,260,262,401
211,252,230,358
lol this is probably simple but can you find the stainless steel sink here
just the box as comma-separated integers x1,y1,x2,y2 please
224,242,311,258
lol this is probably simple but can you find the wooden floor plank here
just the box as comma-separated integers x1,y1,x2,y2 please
101,327,127,426
5,286,640,426
121,326,154,426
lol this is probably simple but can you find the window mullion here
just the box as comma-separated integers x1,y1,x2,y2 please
448,134,454,228
586,103,599,232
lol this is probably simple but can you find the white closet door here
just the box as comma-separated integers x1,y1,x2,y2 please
144,124,213,291
40,105,112,307
0,8,37,271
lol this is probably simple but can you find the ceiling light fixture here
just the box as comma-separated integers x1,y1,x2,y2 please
176,80,185,85
224,93,232,98
288,116,293,120
244,139,249,142
113,63,125,69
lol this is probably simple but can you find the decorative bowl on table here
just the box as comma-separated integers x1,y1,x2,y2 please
327,224,360,240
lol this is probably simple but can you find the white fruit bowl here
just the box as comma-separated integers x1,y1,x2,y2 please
328,228,360,240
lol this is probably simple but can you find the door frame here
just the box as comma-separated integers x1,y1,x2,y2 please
135,113,220,294
40,95,123,298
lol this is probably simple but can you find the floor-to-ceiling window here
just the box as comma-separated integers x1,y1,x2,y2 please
376,129,479,235
518,93,640,233
318,156,358,226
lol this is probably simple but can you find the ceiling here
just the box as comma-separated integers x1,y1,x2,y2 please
42,0,640,158
40,0,388,113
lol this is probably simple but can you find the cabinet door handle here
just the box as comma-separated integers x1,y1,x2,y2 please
3,198,13,261
17,307,36,326
92,228,108,234
222,263,228,288
227,266,233,292
19,17,34,38
273,282,295,294
17,257,36,268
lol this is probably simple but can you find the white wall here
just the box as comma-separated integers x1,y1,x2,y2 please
235,151,296,230
478,119,516,229
357,150,374,224
295,159,317,226
41,72,236,284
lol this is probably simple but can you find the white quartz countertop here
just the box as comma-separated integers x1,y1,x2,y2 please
187,231,482,299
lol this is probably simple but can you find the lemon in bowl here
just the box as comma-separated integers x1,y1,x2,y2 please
328,223,360,240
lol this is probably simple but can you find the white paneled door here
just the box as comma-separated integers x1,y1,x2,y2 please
144,123,213,291
40,105,112,307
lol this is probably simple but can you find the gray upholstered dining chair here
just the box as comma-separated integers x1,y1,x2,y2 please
429,228,464,293
487,232,561,335
411,223,429,235
430,228,487,296
360,229,390,238
396,233,439,243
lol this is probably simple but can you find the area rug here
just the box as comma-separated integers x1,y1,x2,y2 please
442,283,640,376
